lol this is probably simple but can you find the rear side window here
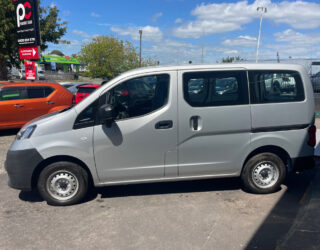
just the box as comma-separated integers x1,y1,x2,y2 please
78,87,96,94
249,70,304,103
0,87,25,101
183,71,248,107
27,87,54,99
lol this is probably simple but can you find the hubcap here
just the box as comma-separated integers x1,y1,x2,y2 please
252,161,280,189
46,170,79,201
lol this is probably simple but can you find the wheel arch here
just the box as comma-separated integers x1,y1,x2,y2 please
242,145,291,174
31,155,94,189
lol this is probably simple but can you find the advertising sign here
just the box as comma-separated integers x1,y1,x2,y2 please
24,61,36,80
19,46,39,60
13,0,41,47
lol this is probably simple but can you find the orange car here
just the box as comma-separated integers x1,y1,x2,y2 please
0,82,73,129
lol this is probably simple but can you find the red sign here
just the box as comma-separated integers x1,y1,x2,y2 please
24,61,36,80
19,46,39,60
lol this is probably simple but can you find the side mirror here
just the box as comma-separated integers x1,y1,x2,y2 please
99,104,116,124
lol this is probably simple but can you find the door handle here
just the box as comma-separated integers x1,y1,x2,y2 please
14,104,24,107
46,101,55,104
190,116,200,131
155,120,173,129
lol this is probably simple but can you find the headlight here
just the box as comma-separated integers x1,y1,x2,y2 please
16,125,37,140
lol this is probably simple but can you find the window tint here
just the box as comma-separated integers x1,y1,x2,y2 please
78,87,96,94
26,87,54,99
0,87,25,101
100,74,169,120
183,71,248,107
74,100,98,129
249,71,304,103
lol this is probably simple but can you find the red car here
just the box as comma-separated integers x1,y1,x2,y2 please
75,84,100,104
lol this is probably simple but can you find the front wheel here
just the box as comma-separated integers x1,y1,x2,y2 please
241,153,286,194
37,162,88,206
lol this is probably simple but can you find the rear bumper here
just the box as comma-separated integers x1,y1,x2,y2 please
5,148,43,191
292,156,315,171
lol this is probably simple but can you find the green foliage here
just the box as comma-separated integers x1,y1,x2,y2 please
221,56,244,63
0,0,68,79
50,50,65,56
79,35,150,79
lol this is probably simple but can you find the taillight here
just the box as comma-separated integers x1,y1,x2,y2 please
308,125,316,147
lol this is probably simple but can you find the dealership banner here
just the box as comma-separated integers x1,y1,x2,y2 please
24,61,36,80
13,0,41,47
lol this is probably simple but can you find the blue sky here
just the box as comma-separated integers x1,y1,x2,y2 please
42,0,320,64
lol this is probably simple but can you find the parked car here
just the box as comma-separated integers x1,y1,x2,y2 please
311,71,320,92
75,84,100,104
5,64,315,206
59,82,88,95
0,82,73,129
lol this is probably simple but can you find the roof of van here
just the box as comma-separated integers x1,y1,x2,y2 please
117,63,306,79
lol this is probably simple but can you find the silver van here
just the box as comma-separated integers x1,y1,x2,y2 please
5,64,315,205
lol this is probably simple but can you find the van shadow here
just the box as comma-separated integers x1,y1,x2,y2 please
102,122,123,146
245,167,317,250
0,129,19,137
98,177,241,199
18,177,241,204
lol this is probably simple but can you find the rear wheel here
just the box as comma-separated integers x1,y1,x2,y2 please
37,161,88,206
241,153,286,194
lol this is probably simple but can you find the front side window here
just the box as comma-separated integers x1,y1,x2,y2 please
100,74,170,120
183,71,248,107
249,70,304,103
0,87,25,101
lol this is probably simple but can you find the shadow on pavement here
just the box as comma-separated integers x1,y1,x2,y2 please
245,167,317,250
98,177,241,199
0,129,19,137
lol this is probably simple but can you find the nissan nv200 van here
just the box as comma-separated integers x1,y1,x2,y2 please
5,64,315,205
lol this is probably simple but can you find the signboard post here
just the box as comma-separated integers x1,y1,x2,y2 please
24,61,37,80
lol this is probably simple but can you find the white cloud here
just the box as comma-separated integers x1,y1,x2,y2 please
274,29,320,46
50,2,56,8
71,30,98,39
91,12,100,18
63,10,71,17
173,0,320,38
152,12,163,22
110,25,163,42
222,35,257,47
175,18,183,24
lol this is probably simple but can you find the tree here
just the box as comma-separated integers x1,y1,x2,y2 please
79,35,156,79
221,56,244,63
0,0,68,80
50,50,65,56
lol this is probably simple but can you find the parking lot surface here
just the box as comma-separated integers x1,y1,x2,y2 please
0,130,318,249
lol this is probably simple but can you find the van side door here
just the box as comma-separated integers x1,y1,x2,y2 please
92,72,178,183
177,69,251,176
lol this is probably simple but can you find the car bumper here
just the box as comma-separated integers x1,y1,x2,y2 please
292,156,315,171
5,148,43,191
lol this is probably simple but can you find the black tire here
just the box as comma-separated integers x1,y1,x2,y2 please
241,153,286,194
37,161,88,206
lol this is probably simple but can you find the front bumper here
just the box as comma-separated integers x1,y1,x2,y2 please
5,148,43,191
292,156,315,171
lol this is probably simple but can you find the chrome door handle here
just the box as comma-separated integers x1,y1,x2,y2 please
14,104,24,107
46,101,55,104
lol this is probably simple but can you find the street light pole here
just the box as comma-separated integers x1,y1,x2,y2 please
256,7,267,63
139,29,142,67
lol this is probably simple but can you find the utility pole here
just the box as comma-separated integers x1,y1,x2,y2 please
256,6,267,63
139,29,142,67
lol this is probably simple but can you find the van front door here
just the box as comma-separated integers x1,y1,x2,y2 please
93,72,178,183
178,69,251,177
